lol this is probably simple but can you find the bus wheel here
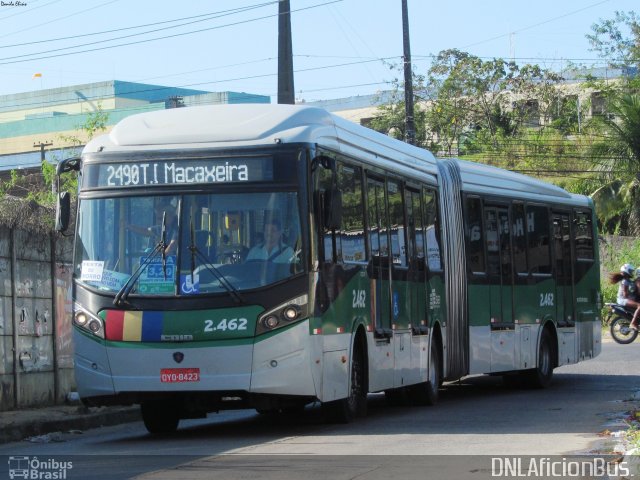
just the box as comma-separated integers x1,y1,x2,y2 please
526,329,555,389
323,341,367,423
141,401,180,434
411,342,440,406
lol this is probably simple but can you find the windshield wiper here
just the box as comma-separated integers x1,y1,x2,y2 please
188,215,244,305
161,210,167,280
113,235,166,306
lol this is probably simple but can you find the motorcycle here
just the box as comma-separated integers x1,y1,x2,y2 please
605,302,639,344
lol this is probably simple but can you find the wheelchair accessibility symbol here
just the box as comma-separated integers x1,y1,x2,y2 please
180,273,200,294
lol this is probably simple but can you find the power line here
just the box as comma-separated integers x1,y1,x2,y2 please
0,2,279,62
0,0,63,22
0,1,276,47
0,0,343,66
461,0,611,50
0,0,122,41
0,56,397,111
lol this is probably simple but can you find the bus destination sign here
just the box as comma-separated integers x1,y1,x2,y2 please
88,157,273,188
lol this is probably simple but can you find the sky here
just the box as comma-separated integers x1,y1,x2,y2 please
0,0,637,104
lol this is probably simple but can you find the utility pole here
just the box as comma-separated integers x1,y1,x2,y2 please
34,140,53,162
277,0,295,104
401,0,415,145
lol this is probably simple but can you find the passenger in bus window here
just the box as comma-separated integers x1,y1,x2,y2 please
125,199,178,255
245,219,294,263
610,263,640,330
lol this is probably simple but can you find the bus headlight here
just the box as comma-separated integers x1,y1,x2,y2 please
74,305,105,339
257,294,308,335
263,315,280,329
283,305,299,321
75,311,88,326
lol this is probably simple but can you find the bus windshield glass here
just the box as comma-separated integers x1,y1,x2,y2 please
74,191,303,295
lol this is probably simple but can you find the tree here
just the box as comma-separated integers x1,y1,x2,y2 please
586,93,640,232
368,49,564,160
426,50,564,154
583,11,640,232
587,10,640,75
368,70,431,149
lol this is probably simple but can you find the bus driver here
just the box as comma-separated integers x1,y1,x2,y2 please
246,219,294,263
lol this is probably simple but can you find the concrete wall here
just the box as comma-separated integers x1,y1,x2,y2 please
0,227,73,410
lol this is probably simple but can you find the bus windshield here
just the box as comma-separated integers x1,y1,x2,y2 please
74,191,303,296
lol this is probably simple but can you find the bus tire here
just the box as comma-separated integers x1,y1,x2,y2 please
411,341,441,406
526,329,555,389
323,339,367,423
141,401,180,434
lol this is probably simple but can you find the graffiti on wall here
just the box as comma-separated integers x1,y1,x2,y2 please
55,264,73,369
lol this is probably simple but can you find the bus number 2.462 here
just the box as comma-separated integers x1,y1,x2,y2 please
204,318,248,332
352,290,366,309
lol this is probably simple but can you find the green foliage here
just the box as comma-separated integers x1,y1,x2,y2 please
368,72,430,148
585,93,640,234
587,10,640,76
422,49,564,155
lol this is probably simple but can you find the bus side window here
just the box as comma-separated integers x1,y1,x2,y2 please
316,162,337,264
526,205,551,275
512,203,527,276
337,163,366,264
465,196,485,275
573,209,595,283
573,210,594,261
406,188,423,267
367,177,386,260
387,180,406,267
423,188,442,272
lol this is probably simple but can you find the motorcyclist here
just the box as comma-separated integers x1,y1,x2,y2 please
609,263,640,331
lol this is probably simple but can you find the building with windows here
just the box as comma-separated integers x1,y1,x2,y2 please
0,80,270,174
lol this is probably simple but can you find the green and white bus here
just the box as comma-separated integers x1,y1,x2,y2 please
56,104,601,433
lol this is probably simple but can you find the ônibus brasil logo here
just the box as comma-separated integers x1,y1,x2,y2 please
8,456,73,479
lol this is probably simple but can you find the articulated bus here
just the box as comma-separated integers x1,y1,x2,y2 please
55,104,601,433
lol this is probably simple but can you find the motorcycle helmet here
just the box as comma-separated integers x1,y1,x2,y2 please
621,263,635,277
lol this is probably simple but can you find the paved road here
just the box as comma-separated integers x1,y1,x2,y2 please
1,339,637,479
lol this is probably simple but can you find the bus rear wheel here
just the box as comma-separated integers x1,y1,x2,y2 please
141,400,180,434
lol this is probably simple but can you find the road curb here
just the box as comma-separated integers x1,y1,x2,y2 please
0,406,141,444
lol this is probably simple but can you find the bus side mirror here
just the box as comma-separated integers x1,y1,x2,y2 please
55,192,71,233
56,157,80,175
323,189,342,230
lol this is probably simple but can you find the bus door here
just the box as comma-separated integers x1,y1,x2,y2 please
406,187,427,334
486,206,515,371
387,180,411,388
485,206,514,326
553,213,575,328
366,176,394,391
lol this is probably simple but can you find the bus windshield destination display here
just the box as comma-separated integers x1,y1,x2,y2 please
89,157,273,187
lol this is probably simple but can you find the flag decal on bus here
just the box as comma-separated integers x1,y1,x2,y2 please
104,310,163,341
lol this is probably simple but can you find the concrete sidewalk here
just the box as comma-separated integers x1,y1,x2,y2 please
0,404,140,444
